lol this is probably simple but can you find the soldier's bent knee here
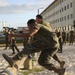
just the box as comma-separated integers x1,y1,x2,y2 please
38,61,54,71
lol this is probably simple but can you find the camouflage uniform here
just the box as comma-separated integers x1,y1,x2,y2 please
11,36,20,54
23,36,34,58
69,30,74,45
33,21,53,44
23,37,29,48
62,31,66,45
13,24,59,70
41,21,52,30
56,31,63,53
4,29,9,49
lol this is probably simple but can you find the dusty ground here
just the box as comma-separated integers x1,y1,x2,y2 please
0,43,75,75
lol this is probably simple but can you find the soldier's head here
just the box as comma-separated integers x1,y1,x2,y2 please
36,15,43,24
27,19,35,31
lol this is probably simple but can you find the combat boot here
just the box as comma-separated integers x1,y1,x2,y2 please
56,68,65,75
53,66,65,75
60,61,65,68
2,54,15,67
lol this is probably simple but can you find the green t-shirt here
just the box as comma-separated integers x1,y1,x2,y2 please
34,24,59,48
41,21,52,31
35,24,55,37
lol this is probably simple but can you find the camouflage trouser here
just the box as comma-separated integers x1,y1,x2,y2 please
14,36,59,70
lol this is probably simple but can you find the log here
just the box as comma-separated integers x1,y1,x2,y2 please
3,56,27,75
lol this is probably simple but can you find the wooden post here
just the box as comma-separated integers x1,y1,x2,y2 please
32,53,38,66
24,58,33,70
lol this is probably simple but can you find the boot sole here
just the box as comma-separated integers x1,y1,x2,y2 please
2,54,14,67
58,68,65,75
60,61,65,68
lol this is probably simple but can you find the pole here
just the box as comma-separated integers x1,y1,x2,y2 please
37,8,43,15
38,9,39,15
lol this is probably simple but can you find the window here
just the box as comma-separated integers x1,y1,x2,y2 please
64,16,66,20
67,15,69,20
67,4,69,9
64,6,66,10
62,0,63,2
70,3,72,7
71,14,73,19
68,26,69,30
62,8,63,12
60,9,61,13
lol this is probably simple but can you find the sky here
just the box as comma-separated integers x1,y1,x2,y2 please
0,0,54,30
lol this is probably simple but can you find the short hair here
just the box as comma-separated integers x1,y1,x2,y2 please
36,15,43,19
27,19,35,26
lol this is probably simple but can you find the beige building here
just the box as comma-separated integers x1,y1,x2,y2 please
41,0,75,32
17,27,28,33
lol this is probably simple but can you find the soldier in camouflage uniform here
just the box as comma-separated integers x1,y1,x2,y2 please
4,29,9,50
36,15,52,29
55,29,63,53
2,19,65,75
36,15,65,65
10,30,20,55
69,29,74,45
62,29,66,45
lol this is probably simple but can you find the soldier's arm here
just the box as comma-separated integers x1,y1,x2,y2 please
45,22,53,31
8,28,38,39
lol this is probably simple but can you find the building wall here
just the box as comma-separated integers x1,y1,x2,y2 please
17,27,28,33
41,0,74,32
73,0,75,20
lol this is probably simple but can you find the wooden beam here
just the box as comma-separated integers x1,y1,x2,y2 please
3,56,27,75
